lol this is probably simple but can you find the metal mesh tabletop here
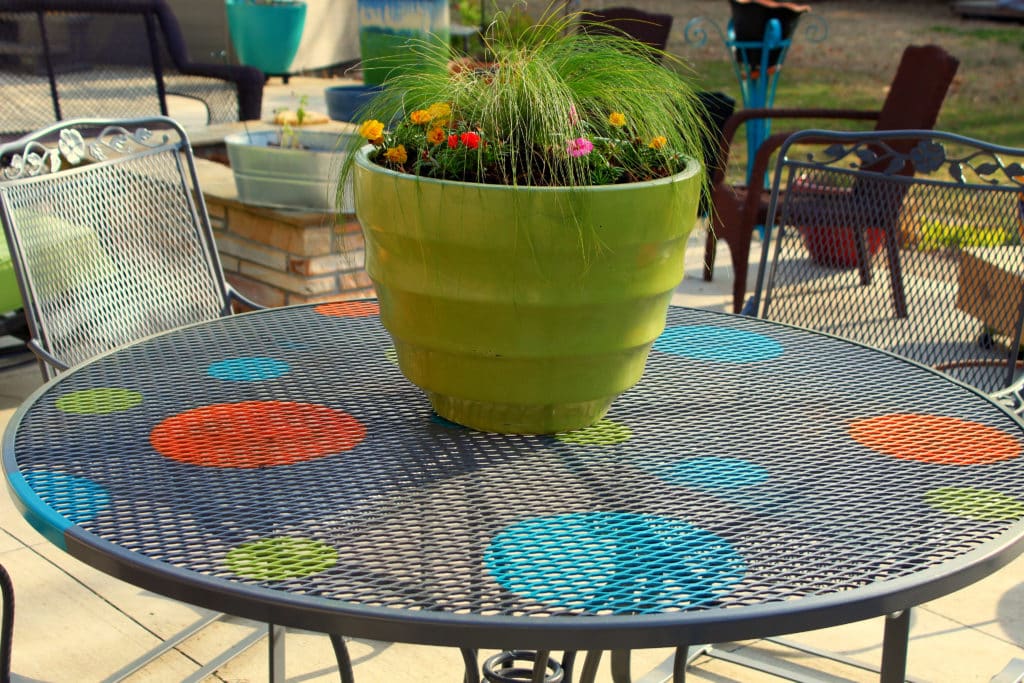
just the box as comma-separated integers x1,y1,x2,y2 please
5,304,1024,651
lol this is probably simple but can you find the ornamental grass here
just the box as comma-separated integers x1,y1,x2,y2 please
343,3,712,189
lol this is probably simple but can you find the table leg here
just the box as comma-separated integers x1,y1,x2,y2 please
329,633,356,683
880,609,911,683
268,624,285,682
579,651,603,683
672,647,689,682
610,650,631,682
461,647,481,683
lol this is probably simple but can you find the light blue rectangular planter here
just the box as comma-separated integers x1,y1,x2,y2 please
358,0,450,85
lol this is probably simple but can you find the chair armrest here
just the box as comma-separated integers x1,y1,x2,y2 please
172,62,266,121
714,108,881,185
27,339,69,373
228,289,266,313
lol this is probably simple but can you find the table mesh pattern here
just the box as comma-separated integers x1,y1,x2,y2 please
1,148,226,369
10,307,1024,624
763,162,1024,394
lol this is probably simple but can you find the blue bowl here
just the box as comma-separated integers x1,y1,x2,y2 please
324,84,384,123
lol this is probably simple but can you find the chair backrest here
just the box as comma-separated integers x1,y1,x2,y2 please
876,45,960,133
752,128,1024,394
0,0,264,137
579,7,674,53
0,116,234,379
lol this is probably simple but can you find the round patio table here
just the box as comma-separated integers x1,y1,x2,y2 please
5,303,1024,682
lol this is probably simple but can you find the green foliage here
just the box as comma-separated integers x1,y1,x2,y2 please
917,220,1018,250
344,3,711,188
931,25,1024,52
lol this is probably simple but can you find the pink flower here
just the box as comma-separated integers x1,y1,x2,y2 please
567,137,594,158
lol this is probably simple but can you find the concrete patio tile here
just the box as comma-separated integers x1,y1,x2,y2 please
920,550,1024,649
1,544,200,681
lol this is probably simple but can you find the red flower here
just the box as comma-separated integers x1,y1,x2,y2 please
448,134,459,149
460,131,481,149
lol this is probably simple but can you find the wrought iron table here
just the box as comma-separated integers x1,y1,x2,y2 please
5,303,1024,682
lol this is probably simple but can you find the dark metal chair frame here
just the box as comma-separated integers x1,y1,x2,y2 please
705,43,960,313
0,0,264,139
0,115,274,678
750,127,1024,394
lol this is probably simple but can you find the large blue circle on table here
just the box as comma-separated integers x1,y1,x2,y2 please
207,357,291,382
485,511,745,614
654,325,783,363
24,471,110,524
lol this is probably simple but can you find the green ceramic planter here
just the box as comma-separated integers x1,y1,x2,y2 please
353,146,702,433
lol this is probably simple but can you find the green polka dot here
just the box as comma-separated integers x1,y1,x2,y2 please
385,347,398,365
225,537,337,581
925,487,1024,521
556,419,633,445
55,388,143,415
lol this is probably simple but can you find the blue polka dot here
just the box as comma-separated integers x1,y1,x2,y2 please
208,357,290,382
276,340,310,351
486,512,745,614
653,325,783,363
651,457,770,491
24,471,110,524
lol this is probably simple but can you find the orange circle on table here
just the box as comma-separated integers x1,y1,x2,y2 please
151,401,366,468
314,301,379,318
848,413,1022,465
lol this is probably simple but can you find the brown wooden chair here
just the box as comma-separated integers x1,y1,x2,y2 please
705,44,960,312
579,7,674,54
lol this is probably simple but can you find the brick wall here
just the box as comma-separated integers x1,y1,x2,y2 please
204,194,375,307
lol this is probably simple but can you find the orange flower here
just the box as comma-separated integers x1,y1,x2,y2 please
358,119,384,140
427,126,446,145
384,144,408,164
410,110,432,125
608,111,626,127
649,136,667,150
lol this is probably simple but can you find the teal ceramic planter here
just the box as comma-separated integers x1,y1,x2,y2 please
353,146,703,434
226,0,307,75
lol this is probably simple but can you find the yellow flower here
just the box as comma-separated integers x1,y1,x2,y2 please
410,110,432,125
649,136,667,150
427,102,452,122
359,119,384,140
608,111,627,127
427,126,446,145
384,145,408,164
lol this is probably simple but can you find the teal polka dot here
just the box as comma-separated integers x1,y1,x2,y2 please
24,471,110,524
486,512,745,614
208,357,290,382
654,325,783,363
652,456,770,491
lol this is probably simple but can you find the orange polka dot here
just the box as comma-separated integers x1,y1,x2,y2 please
151,401,366,468
315,301,379,318
848,413,1022,465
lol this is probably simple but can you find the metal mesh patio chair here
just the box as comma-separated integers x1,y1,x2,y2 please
705,44,960,313
748,128,1024,394
0,0,265,139
0,115,281,678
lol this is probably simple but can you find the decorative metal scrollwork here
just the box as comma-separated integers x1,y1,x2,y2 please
808,138,1024,187
2,125,169,180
